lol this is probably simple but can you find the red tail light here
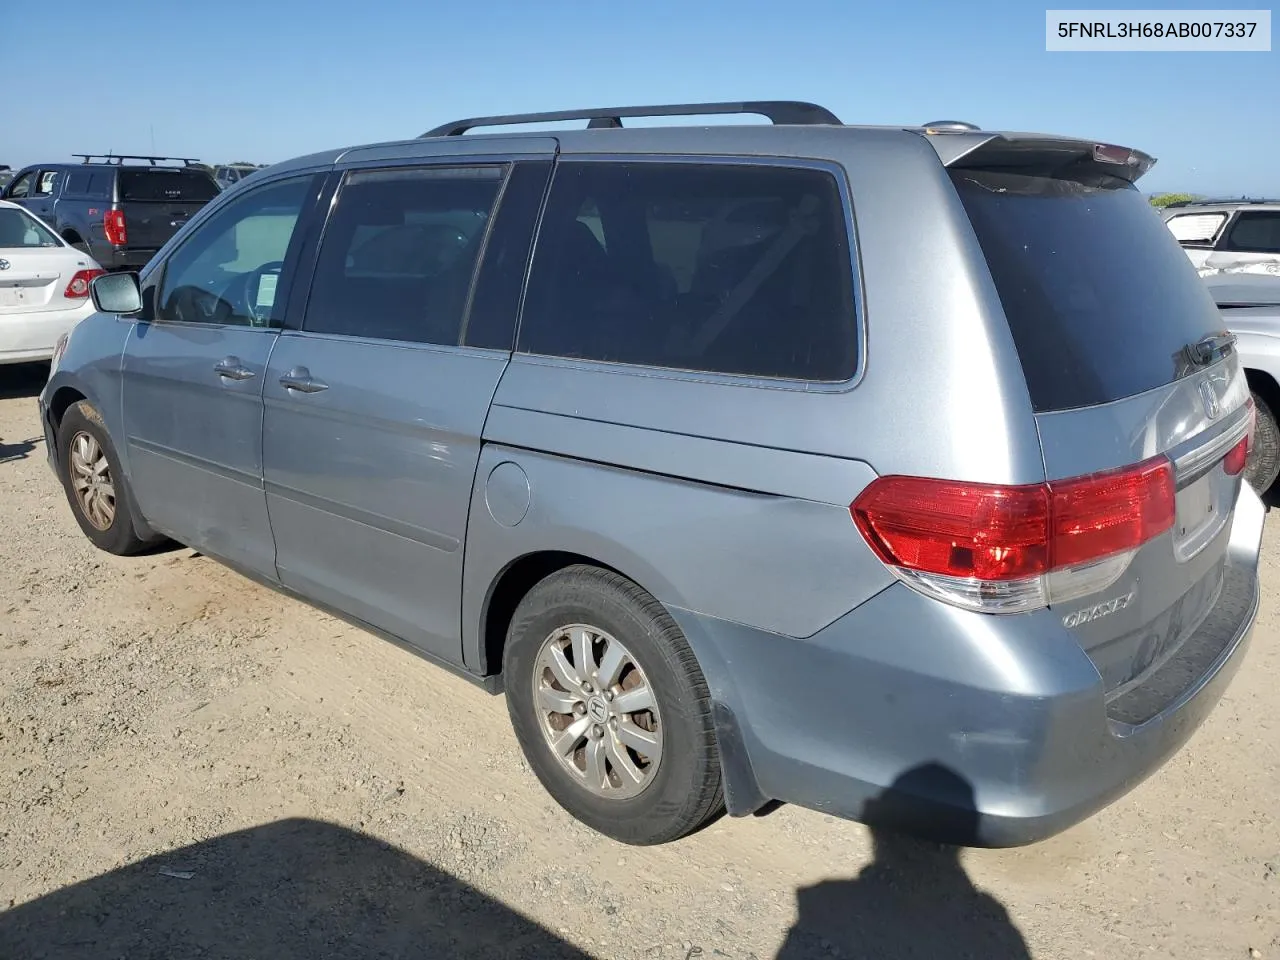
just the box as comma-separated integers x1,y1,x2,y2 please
103,209,127,246
63,268,105,299
1224,401,1255,476
852,456,1176,613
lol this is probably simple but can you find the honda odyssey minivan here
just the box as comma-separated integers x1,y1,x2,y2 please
39,101,1263,846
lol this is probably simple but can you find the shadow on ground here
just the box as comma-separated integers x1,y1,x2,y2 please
777,764,1031,960
0,818,590,960
0,361,50,400
0,435,39,464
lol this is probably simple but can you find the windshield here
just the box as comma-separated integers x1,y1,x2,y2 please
951,168,1225,412
0,207,61,248
118,168,219,202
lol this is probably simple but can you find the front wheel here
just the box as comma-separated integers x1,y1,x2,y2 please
503,565,724,845
1246,391,1280,496
57,400,154,555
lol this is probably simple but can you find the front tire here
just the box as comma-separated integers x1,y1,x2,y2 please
1246,390,1280,496
503,565,724,845
57,400,153,555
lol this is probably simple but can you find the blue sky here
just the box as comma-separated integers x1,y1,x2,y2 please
5,0,1276,196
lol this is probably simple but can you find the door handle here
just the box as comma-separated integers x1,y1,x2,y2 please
214,356,255,381
278,367,328,394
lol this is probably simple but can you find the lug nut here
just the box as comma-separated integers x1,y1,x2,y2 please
591,724,604,740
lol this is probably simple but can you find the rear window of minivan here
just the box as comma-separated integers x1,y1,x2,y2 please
951,169,1224,412
118,169,219,203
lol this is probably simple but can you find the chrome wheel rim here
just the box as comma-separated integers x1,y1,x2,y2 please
532,623,663,800
69,431,115,531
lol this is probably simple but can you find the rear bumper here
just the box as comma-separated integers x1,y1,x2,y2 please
673,484,1265,847
105,247,157,270
0,303,95,365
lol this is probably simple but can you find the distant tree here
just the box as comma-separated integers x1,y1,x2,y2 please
1149,192,1197,208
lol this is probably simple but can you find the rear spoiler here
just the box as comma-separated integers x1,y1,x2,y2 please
915,130,1157,184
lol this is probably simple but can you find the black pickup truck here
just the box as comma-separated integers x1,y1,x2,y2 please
0,155,219,270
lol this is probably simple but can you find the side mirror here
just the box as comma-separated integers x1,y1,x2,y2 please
90,271,143,315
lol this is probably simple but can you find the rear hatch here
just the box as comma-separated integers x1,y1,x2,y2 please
949,141,1253,725
114,167,219,249
0,209,86,314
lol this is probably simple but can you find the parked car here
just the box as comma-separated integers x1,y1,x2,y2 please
0,166,13,191
1205,273,1280,493
1,155,219,272
213,164,263,191
39,101,1263,848
0,200,103,365
1163,198,1280,276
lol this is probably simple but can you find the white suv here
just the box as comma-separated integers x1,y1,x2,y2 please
1163,199,1280,277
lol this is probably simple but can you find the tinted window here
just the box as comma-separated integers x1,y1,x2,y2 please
0,207,60,248
463,160,551,350
157,176,315,327
951,169,1223,412
304,165,502,345
64,170,112,199
1223,212,1280,254
519,162,857,381
118,168,219,202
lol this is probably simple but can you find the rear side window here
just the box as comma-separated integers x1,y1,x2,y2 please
1165,212,1226,246
63,170,112,199
1222,211,1280,254
951,169,1223,412
519,161,857,381
304,165,503,345
118,168,219,202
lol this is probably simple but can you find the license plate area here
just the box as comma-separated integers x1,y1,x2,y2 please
1174,471,1227,561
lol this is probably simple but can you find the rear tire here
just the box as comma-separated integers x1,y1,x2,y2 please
1246,391,1280,496
57,401,154,555
503,565,724,845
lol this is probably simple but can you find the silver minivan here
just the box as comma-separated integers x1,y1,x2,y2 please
39,102,1264,847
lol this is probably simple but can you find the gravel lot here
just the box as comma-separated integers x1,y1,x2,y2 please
1,361,1277,960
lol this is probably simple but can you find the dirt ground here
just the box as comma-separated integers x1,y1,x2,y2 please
1,361,1277,960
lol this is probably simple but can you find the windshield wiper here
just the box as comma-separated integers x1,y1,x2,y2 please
1186,332,1237,366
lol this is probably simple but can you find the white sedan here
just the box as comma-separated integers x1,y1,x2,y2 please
0,200,104,365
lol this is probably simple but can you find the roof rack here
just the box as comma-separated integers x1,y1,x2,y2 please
422,100,842,138
72,153,202,166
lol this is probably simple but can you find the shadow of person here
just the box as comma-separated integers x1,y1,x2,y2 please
0,435,39,463
776,764,1030,960
0,817,590,960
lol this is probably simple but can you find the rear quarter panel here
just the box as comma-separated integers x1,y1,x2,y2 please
1226,309,1280,386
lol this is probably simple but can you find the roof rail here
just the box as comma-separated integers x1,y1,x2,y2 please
421,100,842,138
1166,196,1280,207
72,153,202,166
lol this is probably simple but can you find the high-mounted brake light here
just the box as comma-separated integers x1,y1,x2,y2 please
103,209,127,246
63,268,105,299
1093,143,1138,166
851,456,1176,614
